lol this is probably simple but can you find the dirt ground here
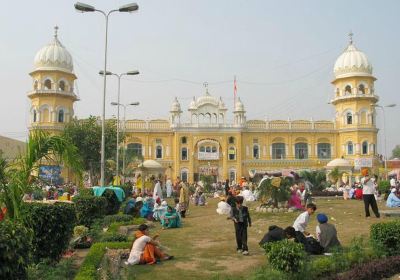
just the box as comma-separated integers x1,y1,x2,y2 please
120,197,396,280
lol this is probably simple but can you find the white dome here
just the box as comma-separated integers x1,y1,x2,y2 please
196,91,219,107
334,39,372,79
138,160,164,169
234,97,245,112
34,27,73,73
327,158,352,168
170,97,181,112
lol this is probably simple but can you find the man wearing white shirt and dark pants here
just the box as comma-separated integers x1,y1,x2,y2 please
361,170,380,218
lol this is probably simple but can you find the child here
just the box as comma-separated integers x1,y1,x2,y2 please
230,196,252,255
293,203,317,233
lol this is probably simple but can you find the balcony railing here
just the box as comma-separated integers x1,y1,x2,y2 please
27,89,79,100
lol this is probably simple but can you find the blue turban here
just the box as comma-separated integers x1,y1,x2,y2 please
317,213,328,224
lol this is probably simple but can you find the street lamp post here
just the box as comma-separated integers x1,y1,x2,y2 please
74,2,139,187
111,102,139,181
371,103,396,179
100,71,139,182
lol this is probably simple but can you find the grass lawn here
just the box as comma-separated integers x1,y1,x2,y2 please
121,197,396,280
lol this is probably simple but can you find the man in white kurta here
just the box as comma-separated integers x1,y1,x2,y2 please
153,180,163,200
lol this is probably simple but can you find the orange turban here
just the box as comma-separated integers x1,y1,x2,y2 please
361,169,369,177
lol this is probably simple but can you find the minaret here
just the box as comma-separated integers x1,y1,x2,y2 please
331,33,378,162
28,26,79,134
233,97,246,127
169,97,182,126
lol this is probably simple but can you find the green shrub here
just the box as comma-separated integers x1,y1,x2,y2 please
78,187,94,197
0,220,32,280
27,258,76,280
370,220,400,256
74,242,131,280
102,214,134,225
101,233,127,242
310,256,335,278
73,196,107,227
264,239,306,273
103,189,121,215
377,180,390,194
21,202,76,262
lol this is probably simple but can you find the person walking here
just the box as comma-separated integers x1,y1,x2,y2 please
179,182,190,218
230,196,252,255
361,169,380,218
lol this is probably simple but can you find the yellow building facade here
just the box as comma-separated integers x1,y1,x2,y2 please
28,30,379,184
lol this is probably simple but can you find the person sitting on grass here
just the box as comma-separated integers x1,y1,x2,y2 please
198,191,206,206
259,225,286,246
315,213,341,252
125,224,173,265
386,188,400,208
161,206,181,229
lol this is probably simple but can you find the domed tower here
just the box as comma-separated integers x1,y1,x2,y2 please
233,97,246,127
169,97,182,125
331,33,378,162
28,26,78,134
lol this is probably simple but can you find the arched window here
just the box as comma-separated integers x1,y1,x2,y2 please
345,85,352,95
295,143,308,159
33,110,37,122
346,112,353,124
212,146,217,153
362,141,368,155
347,141,354,155
228,137,235,144
205,146,211,153
58,80,66,91
58,109,64,123
358,84,365,94
200,146,205,153
228,147,236,160
180,169,188,183
181,137,187,144
127,143,142,158
317,143,331,159
272,143,286,159
41,108,49,122
44,79,52,90
34,80,38,90
229,169,236,183
181,147,188,160
253,145,260,159
156,145,163,159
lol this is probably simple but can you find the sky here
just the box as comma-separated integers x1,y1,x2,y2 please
0,0,399,156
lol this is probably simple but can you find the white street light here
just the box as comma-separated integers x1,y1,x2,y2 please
75,2,139,187
111,102,140,181
102,70,139,182
371,103,397,179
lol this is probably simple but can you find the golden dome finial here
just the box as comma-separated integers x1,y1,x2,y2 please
348,31,353,45
54,26,59,39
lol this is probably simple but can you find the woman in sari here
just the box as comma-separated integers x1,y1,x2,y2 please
179,182,190,217
126,224,173,265
140,197,155,220
288,187,303,210
161,206,181,229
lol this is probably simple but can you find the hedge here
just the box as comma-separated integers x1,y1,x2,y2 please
21,202,76,262
102,189,121,215
370,220,400,256
335,255,400,280
73,196,107,227
0,220,32,280
263,239,306,273
74,242,131,280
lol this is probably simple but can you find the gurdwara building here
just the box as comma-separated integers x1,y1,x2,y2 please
28,28,379,183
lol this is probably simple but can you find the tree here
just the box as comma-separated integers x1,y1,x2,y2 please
299,170,327,191
328,167,343,185
0,130,83,219
391,145,400,159
62,116,121,185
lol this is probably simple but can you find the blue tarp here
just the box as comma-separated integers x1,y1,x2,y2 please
92,186,125,202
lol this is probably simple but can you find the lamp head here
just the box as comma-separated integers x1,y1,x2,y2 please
130,102,140,106
126,70,140,75
119,3,139,12
74,2,95,12
386,104,396,108
99,70,113,76
111,102,119,106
